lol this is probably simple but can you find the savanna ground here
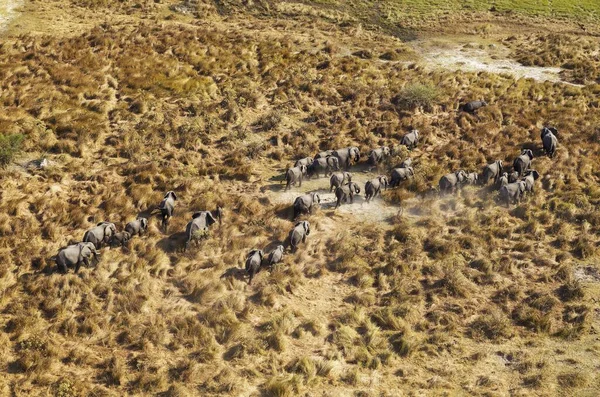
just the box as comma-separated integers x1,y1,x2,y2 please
1,0,600,396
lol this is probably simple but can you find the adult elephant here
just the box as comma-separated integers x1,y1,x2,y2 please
293,193,321,220
83,221,117,249
390,167,414,187
55,242,100,273
267,245,284,268
156,191,177,233
499,181,526,207
399,158,412,168
110,232,131,248
466,172,479,185
523,170,540,194
541,127,558,158
508,171,519,184
245,249,264,285
125,217,148,237
289,221,310,252
184,207,223,251
401,130,419,150
329,171,352,192
283,165,307,191
307,157,339,178
332,147,360,170
294,156,314,168
368,146,390,166
461,100,487,113
439,170,467,194
513,149,534,177
364,176,389,203
335,182,361,208
481,160,503,186
315,150,334,159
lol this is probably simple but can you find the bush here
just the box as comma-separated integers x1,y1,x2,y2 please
0,134,24,167
392,84,439,111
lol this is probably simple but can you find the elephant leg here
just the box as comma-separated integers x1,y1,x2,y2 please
57,261,67,274
83,257,91,268
350,194,354,204
335,197,341,209
75,260,82,273
298,175,302,187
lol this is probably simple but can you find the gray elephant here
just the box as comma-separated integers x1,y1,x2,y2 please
364,176,389,203
466,172,479,185
245,249,264,285
335,182,361,208
400,158,413,168
390,167,414,187
315,150,334,159
368,146,391,166
289,221,310,252
294,156,314,168
293,192,321,220
184,208,222,251
156,191,177,233
329,171,352,192
462,100,487,113
125,217,148,237
439,170,467,194
523,170,540,194
499,181,526,207
541,127,558,158
55,242,99,273
513,149,534,177
332,147,360,170
110,232,131,248
307,157,339,178
481,160,503,186
83,221,117,249
498,172,509,188
508,171,519,183
401,130,419,150
267,245,284,268
283,165,307,191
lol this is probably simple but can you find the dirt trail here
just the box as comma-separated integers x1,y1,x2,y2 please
0,0,21,31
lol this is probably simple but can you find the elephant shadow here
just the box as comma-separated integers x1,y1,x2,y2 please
156,232,187,253
261,183,286,193
520,142,544,157
221,266,246,281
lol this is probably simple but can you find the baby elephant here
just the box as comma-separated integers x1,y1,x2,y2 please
401,130,419,150
267,245,285,268
439,170,467,194
368,146,391,166
289,221,310,252
110,232,131,248
497,172,509,188
335,182,361,208
364,176,389,203
283,165,307,191
461,100,487,113
245,249,264,285
294,156,314,168
390,167,414,187
499,181,526,207
125,217,148,237
513,149,534,177
466,172,479,185
293,192,320,220
329,172,352,192
523,170,540,194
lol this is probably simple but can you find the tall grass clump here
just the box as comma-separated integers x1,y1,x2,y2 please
392,83,439,111
0,133,24,167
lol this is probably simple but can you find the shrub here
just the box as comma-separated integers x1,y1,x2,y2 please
0,133,24,167
392,84,439,111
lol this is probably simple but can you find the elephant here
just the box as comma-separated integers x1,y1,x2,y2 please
283,165,307,191
368,146,390,166
499,181,526,207
335,182,361,208
83,221,117,249
508,171,519,183
245,249,264,285
315,150,334,159
401,130,419,150
540,126,558,141
513,149,534,177
390,167,414,187
466,172,479,185
462,100,487,113
400,158,413,168
364,176,389,203
156,191,177,233
439,170,467,194
55,242,99,273
110,232,131,248
293,192,321,220
184,208,223,251
523,170,540,194
329,171,352,192
541,128,558,158
332,147,360,170
267,245,284,268
498,172,509,188
125,217,148,237
307,157,339,178
481,160,503,186
294,156,314,168
289,221,310,252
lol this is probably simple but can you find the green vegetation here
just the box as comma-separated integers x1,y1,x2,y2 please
0,133,23,167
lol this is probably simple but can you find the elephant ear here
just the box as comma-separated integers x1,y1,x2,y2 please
191,212,203,219
141,218,148,228
532,170,540,180
206,212,217,226
304,222,310,235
